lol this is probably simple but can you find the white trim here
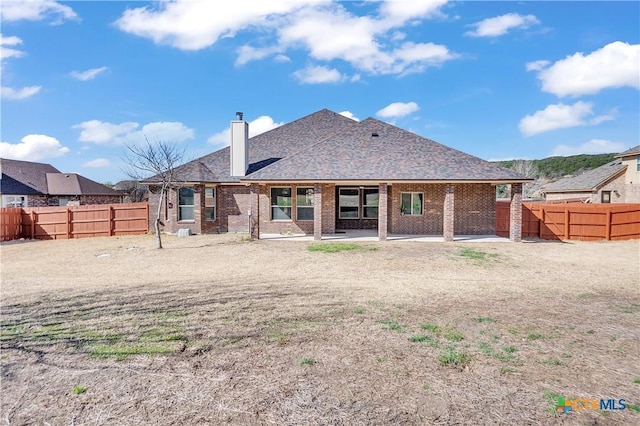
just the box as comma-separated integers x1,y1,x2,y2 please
400,192,423,216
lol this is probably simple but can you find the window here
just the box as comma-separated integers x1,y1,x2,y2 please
3,195,25,207
601,191,611,204
339,188,359,219
204,187,215,221
271,187,292,220
363,188,379,218
296,187,314,221
178,187,195,221
401,192,423,215
636,155,640,172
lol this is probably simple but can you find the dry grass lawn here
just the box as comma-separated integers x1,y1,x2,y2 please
1,234,639,425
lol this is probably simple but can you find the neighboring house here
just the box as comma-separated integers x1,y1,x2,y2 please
144,109,531,241
543,145,640,203
113,180,148,203
0,158,123,207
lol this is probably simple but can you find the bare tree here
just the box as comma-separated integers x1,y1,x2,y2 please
122,139,185,249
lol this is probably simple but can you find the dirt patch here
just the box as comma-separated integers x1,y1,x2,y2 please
1,234,639,425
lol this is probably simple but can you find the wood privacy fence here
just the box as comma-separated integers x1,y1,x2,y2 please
496,201,640,241
0,203,149,241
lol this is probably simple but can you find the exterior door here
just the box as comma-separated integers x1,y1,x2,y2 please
335,186,379,230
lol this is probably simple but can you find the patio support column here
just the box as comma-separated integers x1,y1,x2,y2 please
378,183,388,241
249,183,260,240
443,184,455,242
314,183,322,241
510,183,523,242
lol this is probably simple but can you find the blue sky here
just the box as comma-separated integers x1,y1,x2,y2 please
1,0,639,184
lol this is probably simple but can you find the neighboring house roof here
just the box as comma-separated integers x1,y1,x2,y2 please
616,145,640,158
46,173,121,196
0,158,60,195
247,117,528,182
154,109,529,184
544,159,627,193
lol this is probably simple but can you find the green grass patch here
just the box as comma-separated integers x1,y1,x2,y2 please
90,342,178,360
502,345,517,354
354,308,365,314
628,403,640,413
476,316,494,323
420,323,441,333
381,319,404,333
308,242,362,253
459,248,499,263
443,329,464,342
540,358,563,366
438,347,470,367
73,385,87,395
478,342,495,356
300,357,316,366
633,378,640,385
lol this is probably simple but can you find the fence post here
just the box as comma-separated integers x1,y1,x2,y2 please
31,210,36,239
109,205,114,236
605,209,612,241
67,207,72,239
564,207,570,240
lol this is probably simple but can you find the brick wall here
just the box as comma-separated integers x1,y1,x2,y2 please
389,183,446,234
79,195,123,205
258,183,315,235
453,183,496,235
388,183,495,235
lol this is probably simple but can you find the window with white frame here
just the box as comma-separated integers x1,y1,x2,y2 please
363,188,379,218
400,192,423,215
339,188,359,219
271,187,292,220
178,187,195,221
2,195,26,207
296,187,314,221
601,191,611,204
204,187,215,221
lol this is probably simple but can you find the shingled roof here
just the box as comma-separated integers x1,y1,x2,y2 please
616,145,640,158
154,108,529,184
46,173,121,196
1,158,60,195
544,159,627,193
246,117,529,182
163,109,359,184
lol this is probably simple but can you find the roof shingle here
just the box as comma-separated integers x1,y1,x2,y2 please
544,160,627,192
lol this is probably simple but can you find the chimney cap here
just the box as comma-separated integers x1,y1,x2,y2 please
235,111,244,121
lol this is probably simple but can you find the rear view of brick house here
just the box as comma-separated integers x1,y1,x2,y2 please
143,109,531,241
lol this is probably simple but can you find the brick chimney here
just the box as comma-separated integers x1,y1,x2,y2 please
230,111,249,177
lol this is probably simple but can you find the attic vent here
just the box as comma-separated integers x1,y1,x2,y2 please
371,132,379,137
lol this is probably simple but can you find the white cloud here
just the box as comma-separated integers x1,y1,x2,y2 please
0,134,70,161
73,120,195,146
531,41,640,97
0,34,24,61
376,101,420,119
82,158,111,168
71,66,108,81
525,60,549,72
0,0,77,23
208,115,284,147
551,139,629,156
1,85,41,100
293,65,343,84
115,0,324,51
519,101,616,137
339,111,360,121
465,13,539,37
115,0,456,77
